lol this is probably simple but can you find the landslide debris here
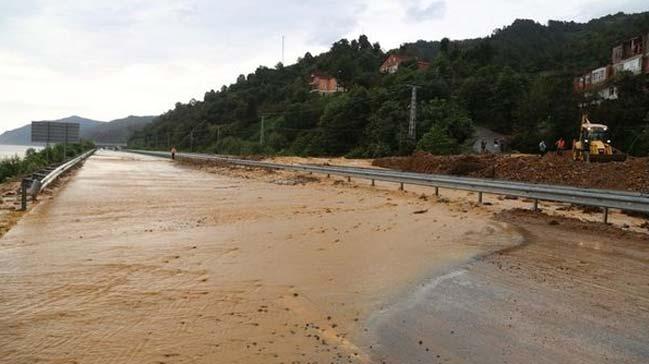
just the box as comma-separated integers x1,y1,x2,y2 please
373,152,649,193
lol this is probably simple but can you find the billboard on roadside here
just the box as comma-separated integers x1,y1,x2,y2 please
31,122,80,144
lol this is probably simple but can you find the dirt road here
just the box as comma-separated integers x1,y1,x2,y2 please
0,150,647,364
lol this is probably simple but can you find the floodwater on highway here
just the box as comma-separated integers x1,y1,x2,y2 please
1,150,647,364
0,150,518,363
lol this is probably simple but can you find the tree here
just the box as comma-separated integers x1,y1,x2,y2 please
417,125,459,155
363,100,407,157
317,88,370,155
440,37,450,54
419,98,474,143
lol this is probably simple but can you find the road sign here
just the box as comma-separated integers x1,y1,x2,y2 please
31,122,80,144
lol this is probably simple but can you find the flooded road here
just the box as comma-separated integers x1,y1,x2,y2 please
0,150,520,363
2,151,647,363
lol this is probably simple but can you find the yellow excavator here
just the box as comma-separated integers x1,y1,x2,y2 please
572,114,627,162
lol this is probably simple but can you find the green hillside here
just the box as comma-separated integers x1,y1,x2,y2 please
130,12,649,157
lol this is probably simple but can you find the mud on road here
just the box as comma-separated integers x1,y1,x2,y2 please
0,150,647,364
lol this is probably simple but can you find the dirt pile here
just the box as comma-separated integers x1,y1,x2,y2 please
373,152,649,193
374,153,500,177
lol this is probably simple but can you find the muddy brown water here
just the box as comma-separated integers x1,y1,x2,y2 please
0,150,647,364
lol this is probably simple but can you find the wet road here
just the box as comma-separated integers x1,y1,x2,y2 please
0,150,519,363
368,213,649,364
3,151,646,364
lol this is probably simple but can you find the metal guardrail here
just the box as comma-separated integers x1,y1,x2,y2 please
127,149,649,222
20,149,96,210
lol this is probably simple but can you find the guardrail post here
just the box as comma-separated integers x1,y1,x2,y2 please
347,176,351,182
478,192,483,204
603,207,609,224
371,179,375,186
20,179,28,211
399,182,404,191
435,187,439,196
327,174,330,178
533,199,539,212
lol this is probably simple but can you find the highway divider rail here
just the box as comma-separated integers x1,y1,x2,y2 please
20,149,96,210
127,149,649,223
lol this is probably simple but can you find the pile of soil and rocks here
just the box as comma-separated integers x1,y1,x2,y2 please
373,152,649,193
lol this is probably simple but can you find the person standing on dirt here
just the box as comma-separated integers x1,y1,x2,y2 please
539,140,547,156
171,146,177,160
555,138,566,156
493,138,500,153
480,140,487,154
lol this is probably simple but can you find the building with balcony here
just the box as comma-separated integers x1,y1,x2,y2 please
574,33,649,100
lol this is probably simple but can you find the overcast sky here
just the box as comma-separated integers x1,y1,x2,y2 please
1,0,647,133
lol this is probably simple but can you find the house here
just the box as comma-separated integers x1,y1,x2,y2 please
380,54,406,73
310,73,344,95
574,33,649,100
379,54,430,74
575,65,613,91
597,86,618,101
611,33,649,75
416,61,431,71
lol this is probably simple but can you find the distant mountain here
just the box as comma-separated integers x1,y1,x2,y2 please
0,115,155,145
85,115,156,144
0,116,103,145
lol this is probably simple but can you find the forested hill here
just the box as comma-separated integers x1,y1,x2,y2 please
130,11,649,157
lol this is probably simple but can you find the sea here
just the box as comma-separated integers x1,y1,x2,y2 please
0,144,43,160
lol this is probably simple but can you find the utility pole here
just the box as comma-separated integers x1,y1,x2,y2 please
260,116,265,145
63,125,68,160
408,85,420,140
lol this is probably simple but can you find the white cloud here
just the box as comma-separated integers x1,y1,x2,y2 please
406,0,447,22
0,0,647,133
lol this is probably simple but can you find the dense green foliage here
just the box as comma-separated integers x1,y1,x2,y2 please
130,12,649,156
0,141,95,183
